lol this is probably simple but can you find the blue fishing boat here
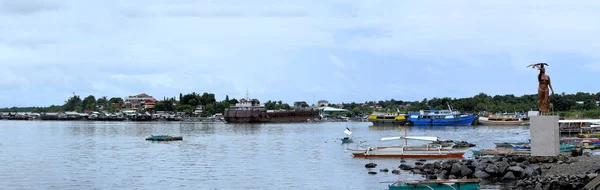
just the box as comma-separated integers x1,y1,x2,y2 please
146,135,183,141
341,128,353,144
151,135,170,139
388,179,480,190
407,110,477,126
341,137,353,144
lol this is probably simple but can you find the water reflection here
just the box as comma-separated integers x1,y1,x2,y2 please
230,124,262,135
368,125,407,131
0,121,534,189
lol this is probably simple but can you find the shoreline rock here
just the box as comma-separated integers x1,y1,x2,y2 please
396,153,600,190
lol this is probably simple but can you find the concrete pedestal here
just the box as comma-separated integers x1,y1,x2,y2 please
530,116,560,156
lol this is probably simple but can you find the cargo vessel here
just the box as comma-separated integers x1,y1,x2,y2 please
223,98,319,123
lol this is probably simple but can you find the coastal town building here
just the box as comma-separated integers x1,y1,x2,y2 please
194,105,203,116
232,99,264,109
317,100,329,107
294,101,309,109
317,106,350,117
124,93,158,110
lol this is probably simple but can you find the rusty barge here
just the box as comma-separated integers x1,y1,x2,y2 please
223,98,319,123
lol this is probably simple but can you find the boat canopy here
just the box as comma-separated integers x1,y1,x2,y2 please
380,136,439,142
344,129,352,136
559,119,600,124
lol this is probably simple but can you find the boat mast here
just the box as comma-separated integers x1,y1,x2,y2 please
245,88,249,100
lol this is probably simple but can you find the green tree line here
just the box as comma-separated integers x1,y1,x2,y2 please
341,92,600,116
3,91,600,118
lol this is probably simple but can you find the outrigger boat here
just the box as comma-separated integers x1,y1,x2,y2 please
341,128,353,144
146,135,183,141
347,136,474,158
388,179,481,190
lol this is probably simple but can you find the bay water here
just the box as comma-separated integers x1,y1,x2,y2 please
0,121,529,189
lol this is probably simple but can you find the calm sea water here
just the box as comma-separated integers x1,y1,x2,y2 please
0,121,530,189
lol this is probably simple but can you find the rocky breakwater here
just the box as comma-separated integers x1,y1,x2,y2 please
396,153,600,190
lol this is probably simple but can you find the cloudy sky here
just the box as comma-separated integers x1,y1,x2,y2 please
1,0,599,107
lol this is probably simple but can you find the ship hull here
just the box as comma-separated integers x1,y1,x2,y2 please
408,114,477,126
369,119,407,125
224,109,319,123
347,147,469,158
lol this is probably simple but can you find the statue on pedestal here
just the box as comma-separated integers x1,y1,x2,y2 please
528,63,554,115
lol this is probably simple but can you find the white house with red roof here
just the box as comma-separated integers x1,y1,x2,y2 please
124,93,158,110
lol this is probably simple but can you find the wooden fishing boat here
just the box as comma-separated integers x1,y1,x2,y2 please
341,128,353,144
347,136,473,158
146,135,183,141
388,179,480,190
341,137,353,144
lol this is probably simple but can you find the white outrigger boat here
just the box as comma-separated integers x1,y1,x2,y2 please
347,136,474,158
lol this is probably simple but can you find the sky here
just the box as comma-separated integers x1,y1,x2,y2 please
1,0,600,107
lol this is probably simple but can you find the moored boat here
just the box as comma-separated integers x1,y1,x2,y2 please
479,118,529,126
341,128,353,144
224,98,319,123
407,110,477,126
368,112,407,125
341,137,353,144
146,135,183,141
347,136,474,158
388,179,480,190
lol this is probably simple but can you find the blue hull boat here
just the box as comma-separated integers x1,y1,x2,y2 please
146,135,183,141
389,179,480,190
341,137,353,144
408,110,477,126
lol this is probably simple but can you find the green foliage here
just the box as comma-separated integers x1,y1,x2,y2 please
97,96,108,110
155,100,175,112
106,103,121,113
264,100,291,110
213,101,230,115
558,110,600,119
203,103,215,116
351,107,362,115
345,112,353,117
108,97,124,104
63,95,82,112
0,106,62,113
174,104,195,114
341,92,600,115
82,95,97,111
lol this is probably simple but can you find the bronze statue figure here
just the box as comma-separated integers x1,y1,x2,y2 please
528,63,554,115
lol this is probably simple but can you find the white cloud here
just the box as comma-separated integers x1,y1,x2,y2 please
1,0,600,106
329,54,345,68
